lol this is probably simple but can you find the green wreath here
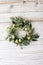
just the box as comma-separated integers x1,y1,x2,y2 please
6,17,39,47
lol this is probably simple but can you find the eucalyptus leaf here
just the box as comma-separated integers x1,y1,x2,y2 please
32,38,37,41
23,40,30,46
31,33,39,39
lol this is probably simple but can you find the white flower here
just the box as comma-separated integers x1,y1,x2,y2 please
18,29,27,38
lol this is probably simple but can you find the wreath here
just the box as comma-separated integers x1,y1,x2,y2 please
6,17,39,48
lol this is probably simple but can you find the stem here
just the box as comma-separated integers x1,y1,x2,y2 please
16,23,23,27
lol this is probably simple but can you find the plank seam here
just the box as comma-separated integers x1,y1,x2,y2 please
0,11,43,14
0,2,43,4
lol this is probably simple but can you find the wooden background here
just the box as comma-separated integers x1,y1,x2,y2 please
0,0,43,65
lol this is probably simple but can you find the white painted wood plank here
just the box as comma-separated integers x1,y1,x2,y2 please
0,12,43,23
0,0,42,5
0,3,43,13
0,41,43,65
11,4,43,12
0,0,21,2
0,0,42,3
0,4,10,13
0,23,10,40
28,0,43,3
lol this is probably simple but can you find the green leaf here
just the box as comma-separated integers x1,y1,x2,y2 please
24,20,30,25
23,40,30,46
34,34,39,38
29,23,32,29
32,34,39,39
31,33,39,41
10,17,15,20
32,38,37,41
